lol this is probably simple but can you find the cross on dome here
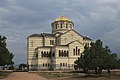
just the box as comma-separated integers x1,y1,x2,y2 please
55,16,71,21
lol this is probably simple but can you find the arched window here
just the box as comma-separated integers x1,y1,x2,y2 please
73,49,75,55
76,47,78,55
50,40,54,45
47,51,49,57
63,63,64,66
60,63,62,66
61,23,62,28
62,50,64,57
66,23,68,28
67,51,69,57
36,54,38,58
49,51,51,57
41,51,43,57
55,24,57,29
78,49,80,55
64,51,66,57
52,53,55,57
59,50,61,57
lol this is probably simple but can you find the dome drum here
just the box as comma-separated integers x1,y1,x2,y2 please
51,16,74,34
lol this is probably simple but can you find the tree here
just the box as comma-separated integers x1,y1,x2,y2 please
0,35,14,69
18,63,28,71
19,64,27,70
75,39,119,75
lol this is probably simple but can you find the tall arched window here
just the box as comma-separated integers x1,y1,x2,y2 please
78,49,80,55
76,47,78,55
55,24,57,29
36,54,38,58
62,50,64,57
59,50,61,57
67,51,69,57
61,23,62,28
41,51,43,57
73,49,75,55
64,51,66,57
52,53,55,57
66,23,68,28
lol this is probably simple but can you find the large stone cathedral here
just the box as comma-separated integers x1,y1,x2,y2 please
27,16,92,70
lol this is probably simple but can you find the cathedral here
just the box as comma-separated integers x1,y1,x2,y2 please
27,16,92,70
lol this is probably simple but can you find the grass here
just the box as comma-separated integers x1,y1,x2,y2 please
68,70,120,80
0,71,12,79
39,73,65,79
38,70,120,80
39,72,83,79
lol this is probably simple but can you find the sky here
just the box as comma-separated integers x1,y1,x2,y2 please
0,0,120,65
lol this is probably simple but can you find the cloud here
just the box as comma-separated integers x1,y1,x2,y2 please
101,26,120,50
0,0,120,64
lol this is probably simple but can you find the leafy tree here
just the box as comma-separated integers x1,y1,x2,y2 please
75,39,119,75
113,58,120,69
19,64,27,70
0,35,14,69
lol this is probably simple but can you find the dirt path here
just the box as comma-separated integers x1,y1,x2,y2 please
0,72,48,80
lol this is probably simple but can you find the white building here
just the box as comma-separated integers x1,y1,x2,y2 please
27,16,92,70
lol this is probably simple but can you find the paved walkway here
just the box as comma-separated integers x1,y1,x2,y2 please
0,72,48,80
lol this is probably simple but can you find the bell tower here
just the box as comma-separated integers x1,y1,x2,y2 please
51,16,74,34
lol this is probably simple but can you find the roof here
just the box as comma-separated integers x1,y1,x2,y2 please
35,46,52,50
28,33,55,38
52,45,68,49
28,34,42,37
42,33,55,37
57,29,92,41
55,16,71,21
57,29,84,38
37,46,52,48
67,40,84,46
55,45,68,47
83,36,92,40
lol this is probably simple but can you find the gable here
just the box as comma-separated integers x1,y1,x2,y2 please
58,29,83,38
56,29,84,45
59,30,83,42
67,40,84,46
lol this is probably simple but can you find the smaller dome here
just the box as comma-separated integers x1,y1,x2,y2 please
55,16,71,21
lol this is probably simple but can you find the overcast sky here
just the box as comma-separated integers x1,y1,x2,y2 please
0,0,120,65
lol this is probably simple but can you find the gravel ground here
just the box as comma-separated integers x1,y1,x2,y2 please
0,72,48,80
0,72,120,80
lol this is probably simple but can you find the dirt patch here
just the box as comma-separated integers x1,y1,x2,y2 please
0,72,48,80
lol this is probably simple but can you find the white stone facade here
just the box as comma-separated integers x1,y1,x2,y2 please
27,16,92,70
